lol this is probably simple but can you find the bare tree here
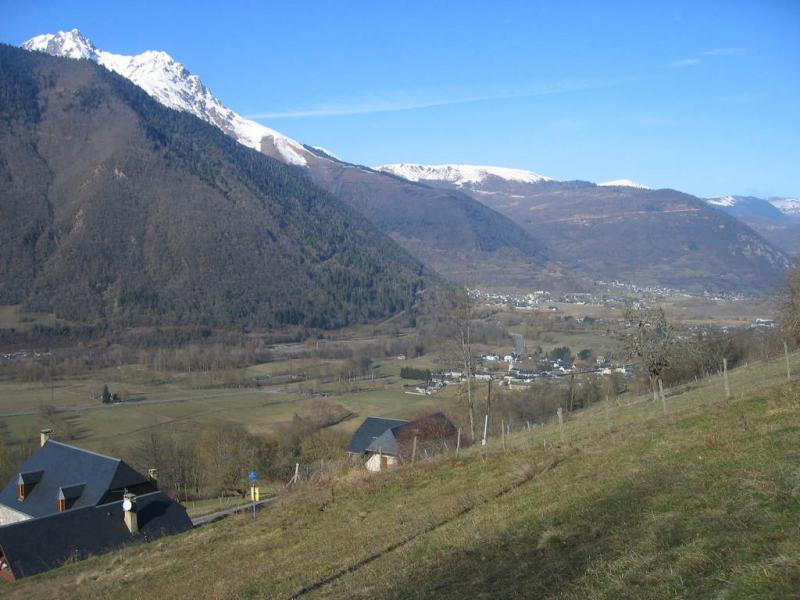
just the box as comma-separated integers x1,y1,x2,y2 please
450,288,477,439
780,261,800,343
625,305,675,401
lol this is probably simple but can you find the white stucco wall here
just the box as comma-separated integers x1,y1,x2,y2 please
365,453,398,472
0,504,31,527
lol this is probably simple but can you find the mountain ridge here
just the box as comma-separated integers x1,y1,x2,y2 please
0,43,429,329
386,168,790,293
22,29,311,166
23,30,565,292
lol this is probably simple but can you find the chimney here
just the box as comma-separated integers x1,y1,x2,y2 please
147,468,159,490
40,428,53,447
122,493,138,534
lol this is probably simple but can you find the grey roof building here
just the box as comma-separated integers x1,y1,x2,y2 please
0,490,192,580
346,417,409,455
0,438,154,524
347,413,459,472
0,432,192,580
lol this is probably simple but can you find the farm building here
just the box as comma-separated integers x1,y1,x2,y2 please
0,431,192,580
0,489,191,580
0,430,157,526
347,413,458,472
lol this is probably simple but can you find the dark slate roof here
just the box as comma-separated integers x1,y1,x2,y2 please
346,417,409,454
366,412,457,456
0,441,151,519
366,428,400,455
0,491,193,579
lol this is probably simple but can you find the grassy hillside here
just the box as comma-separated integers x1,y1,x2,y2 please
3,354,798,598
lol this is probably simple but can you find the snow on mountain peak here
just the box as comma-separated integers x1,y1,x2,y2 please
376,163,553,186
769,197,800,216
22,30,309,167
23,29,98,61
707,195,737,207
598,179,651,189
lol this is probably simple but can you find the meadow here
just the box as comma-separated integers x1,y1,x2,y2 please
2,338,797,599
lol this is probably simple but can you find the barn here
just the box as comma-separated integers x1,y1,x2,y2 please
347,413,458,472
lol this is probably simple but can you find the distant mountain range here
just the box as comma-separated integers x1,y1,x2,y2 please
17,30,796,296
377,165,790,294
0,44,429,329
704,195,800,255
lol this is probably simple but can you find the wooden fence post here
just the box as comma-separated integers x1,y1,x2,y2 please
411,435,418,463
501,419,507,451
785,341,791,380
605,396,611,432
723,358,731,399
482,414,489,446
557,407,564,443
658,379,667,415
455,428,461,458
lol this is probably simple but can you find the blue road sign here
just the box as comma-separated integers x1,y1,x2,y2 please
248,471,257,480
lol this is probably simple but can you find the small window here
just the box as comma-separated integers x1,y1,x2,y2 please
16,470,44,501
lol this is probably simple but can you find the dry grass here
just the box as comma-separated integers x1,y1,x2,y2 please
2,355,799,599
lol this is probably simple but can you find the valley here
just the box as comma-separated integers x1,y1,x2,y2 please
0,10,798,598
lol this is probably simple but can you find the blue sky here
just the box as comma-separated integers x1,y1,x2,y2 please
2,0,799,197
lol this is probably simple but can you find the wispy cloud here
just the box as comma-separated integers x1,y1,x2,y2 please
246,77,627,119
669,58,702,68
668,46,743,68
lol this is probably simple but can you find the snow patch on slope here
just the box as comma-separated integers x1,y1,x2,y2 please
598,179,650,189
23,29,309,166
377,163,553,186
707,195,737,207
769,197,800,217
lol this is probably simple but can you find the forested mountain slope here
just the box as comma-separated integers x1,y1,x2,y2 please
379,165,790,294
24,31,568,292
0,45,429,329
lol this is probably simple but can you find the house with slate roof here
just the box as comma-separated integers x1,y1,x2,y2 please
0,430,156,526
0,430,192,580
347,413,458,472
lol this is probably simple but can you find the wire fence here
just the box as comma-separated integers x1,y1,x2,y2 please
277,346,800,488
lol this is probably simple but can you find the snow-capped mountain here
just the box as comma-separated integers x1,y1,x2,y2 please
705,195,800,223
377,164,553,187
769,197,800,217
598,179,650,189
703,195,800,255
705,195,789,224
22,29,310,166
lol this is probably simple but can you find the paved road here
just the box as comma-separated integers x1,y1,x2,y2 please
191,497,275,527
0,387,285,418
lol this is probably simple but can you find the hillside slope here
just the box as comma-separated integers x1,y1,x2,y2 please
4,355,798,599
23,31,568,292
379,167,790,294
302,157,570,290
706,195,800,256
0,45,429,329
